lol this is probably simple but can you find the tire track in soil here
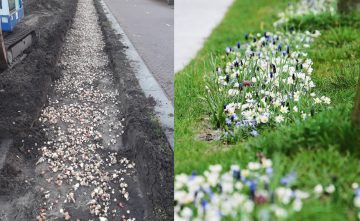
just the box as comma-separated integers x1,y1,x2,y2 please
35,0,147,220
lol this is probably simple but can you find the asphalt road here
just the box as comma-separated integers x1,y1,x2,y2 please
104,0,174,101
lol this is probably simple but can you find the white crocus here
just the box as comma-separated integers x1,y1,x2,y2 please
275,115,284,123
314,184,323,194
280,106,289,114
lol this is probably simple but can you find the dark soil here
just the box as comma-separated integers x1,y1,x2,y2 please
0,0,78,220
94,1,174,220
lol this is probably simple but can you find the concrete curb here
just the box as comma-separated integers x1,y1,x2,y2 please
99,0,174,150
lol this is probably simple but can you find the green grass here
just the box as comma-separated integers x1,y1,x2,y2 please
175,0,360,219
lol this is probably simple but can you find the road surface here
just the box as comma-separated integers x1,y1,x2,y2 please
104,0,174,101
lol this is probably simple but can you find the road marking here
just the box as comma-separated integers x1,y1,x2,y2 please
100,0,174,149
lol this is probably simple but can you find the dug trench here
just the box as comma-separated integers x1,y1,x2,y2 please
0,0,173,220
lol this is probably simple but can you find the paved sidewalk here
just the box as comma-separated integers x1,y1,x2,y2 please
175,0,234,73
104,0,174,101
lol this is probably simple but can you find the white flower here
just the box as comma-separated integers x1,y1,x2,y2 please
287,77,294,85
301,113,308,120
241,169,250,177
207,173,219,187
293,199,302,212
175,191,194,204
310,30,321,37
274,206,288,218
293,106,298,112
181,207,193,219
262,159,272,168
325,184,335,194
307,67,313,74
259,114,269,124
209,165,222,173
248,162,261,170
251,77,257,83
289,67,296,75
321,96,331,105
245,92,252,99
352,183,359,189
243,201,254,213
294,190,310,199
225,104,236,115
276,187,293,204
309,81,315,88
314,97,322,104
234,182,243,191
314,184,323,194
354,197,360,208
218,76,228,86
228,89,239,96
231,165,240,172
280,106,289,114
273,100,281,108
275,115,284,123
297,72,305,80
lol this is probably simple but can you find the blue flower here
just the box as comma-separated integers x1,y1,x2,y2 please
239,82,243,91
280,172,296,186
266,167,273,175
234,60,239,67
233,170,241,180
201,199,208,209
245,33,249,40
249,181,257,199
225,118,232,126
355,188,360,197
193,190,198,199
250,130,259,137
237,41,241,48
271,63,276,73
225,47,231,55
231,114,239,121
